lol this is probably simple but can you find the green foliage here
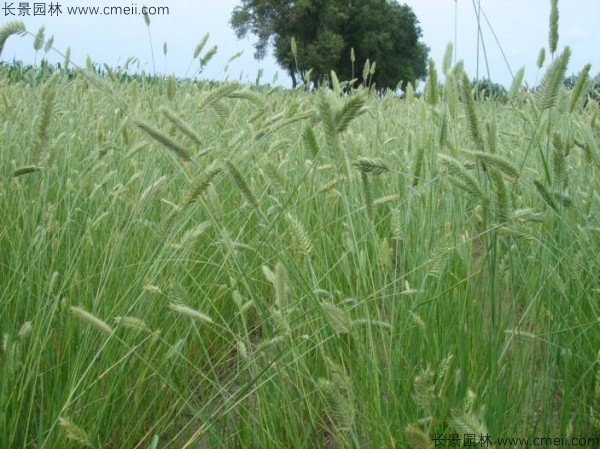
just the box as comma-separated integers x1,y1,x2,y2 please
465,151,520,181
302,126,319,158
533,179,558,211
32,79,56,165
472,78,507,102
569,63,591,112
425,58,438,105
230,0,428,90
352,156,389,176
552,132,567,189
490,168,510,222
565,66,600,110
549,0,559,55
1,40,599,448
439,154,487,202
32,25,45,52
135,119,192,162
537,46,571,110
334,95,367,134
442,42,453,76
193,33,209,59
462,73,484,151
508,67,526,102
591,73,600,104
537,47,546,69
0,21,26,57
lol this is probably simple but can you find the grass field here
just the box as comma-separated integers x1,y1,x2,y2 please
1,19,600,449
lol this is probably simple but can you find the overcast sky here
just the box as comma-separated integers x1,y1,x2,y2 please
2,0,599,88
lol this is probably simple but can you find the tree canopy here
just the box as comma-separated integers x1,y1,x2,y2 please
230,0,429,90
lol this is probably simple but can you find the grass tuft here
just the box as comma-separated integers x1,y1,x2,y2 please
0,21,26,56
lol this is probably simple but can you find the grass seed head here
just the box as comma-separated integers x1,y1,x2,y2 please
70,306,113,335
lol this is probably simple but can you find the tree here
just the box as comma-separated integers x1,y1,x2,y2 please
230,0,429,90
472,78,508,102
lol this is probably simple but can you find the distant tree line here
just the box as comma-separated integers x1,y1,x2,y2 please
469,72,600,104
230,0,429,91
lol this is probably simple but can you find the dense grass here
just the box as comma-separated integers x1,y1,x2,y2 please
1,48,600,448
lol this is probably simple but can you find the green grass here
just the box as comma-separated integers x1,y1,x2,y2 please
1,45,600,448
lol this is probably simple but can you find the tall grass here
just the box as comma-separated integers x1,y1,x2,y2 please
1,11,599,449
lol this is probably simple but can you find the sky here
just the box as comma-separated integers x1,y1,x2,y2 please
2,0,599,88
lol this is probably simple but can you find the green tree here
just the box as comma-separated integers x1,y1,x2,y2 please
230,0,429,90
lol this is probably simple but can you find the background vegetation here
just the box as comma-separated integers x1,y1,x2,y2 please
230,0,428,90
